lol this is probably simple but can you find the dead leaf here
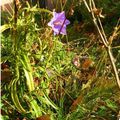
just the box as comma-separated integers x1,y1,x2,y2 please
70,95,83,111
1,68,12,82
1,63,9,69
33,77,41,87
92,8,105,18
36,114,50,120
82,58,93,69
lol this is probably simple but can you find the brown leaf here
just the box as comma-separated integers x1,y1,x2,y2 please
1,63,9,69
92,8,105,18
36,114,50,120
33,77,41,87
82,59,93,69
1,68,12,82
70,95,83,111
31,42,39,52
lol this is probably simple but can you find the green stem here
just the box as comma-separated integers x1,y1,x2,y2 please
20,54,35,92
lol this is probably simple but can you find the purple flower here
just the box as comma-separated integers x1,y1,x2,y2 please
48,11,70,35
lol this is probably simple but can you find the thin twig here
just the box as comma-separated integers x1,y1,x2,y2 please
83,0,91,12
107,46,120,87
89,0,108,47
97,17,109,45
91,0,108,44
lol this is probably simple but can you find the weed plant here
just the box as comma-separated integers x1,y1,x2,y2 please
1,0,120,120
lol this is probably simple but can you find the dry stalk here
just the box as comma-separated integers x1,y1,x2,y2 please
83,0,120,89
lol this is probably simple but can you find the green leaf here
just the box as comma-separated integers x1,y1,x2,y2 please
20,54,35,92
43,91,59,110
105,99,118,111
97,106,107,116
0,24,11,33
24,95,42,117
11,79,26,113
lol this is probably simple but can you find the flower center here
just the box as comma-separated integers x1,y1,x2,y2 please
54,21,63,26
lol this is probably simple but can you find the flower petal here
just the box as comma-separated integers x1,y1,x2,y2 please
65,19,70,25
48,11,70,35
60,26,67,35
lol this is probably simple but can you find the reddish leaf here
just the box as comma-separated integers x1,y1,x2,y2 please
33,77,41,87
82,58,93,69
1,63,9,69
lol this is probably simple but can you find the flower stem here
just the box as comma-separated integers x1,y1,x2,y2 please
58,18,66,35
